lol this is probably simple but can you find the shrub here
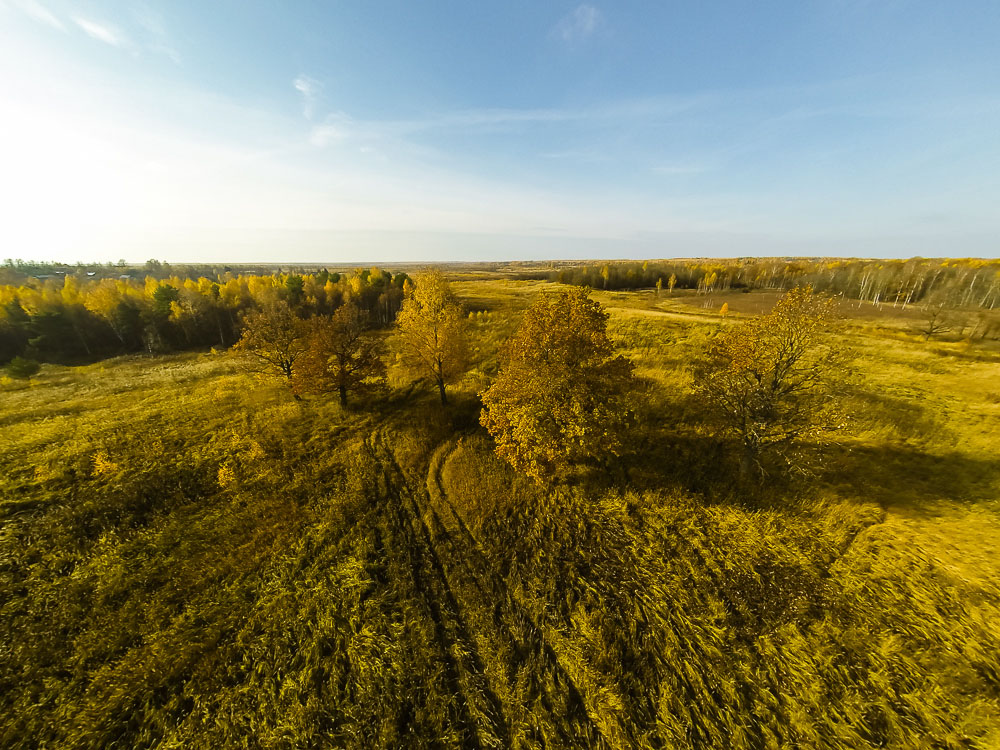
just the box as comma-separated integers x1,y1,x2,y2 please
6,356,41,379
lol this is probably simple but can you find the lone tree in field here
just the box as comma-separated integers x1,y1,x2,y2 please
916,302,952,340
233,301,308,385
292,304,386,407
693,285,845,478
394,270,468,405
480,287,637,483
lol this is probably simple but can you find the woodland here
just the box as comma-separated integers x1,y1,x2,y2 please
1,257,999,749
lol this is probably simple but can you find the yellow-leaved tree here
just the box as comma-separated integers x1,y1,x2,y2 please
692,285,847,478
291,304,386,407
232,300,308,386
479,287,637,483
393,270,468,405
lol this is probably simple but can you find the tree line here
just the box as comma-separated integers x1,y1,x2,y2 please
6,257,997,372
552,257,1000,312
0,258,327,285
0,267,409,367
234,270,466,409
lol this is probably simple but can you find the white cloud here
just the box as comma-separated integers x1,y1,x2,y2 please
293,75,322,119
309,124,347,147
73,17,135,52
14,5,180,60
132,6,181,63
309,113,351,147
324,96,705,146
553,4,602,42
10,0,64,30
3,25,993,264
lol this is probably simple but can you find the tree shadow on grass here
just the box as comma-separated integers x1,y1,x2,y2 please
618,431,734,497
816,442,1000,514
604,425,1000,518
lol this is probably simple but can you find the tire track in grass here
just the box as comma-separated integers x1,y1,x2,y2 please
427,438,778,748
376,428,587,748
423,505,596,748
384,497,485,748
417,460,583,748
423,437,622,749
367,431,497,750
403,492,513,749
376,430,609,748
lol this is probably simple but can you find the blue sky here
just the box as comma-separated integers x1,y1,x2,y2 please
1,0,998,263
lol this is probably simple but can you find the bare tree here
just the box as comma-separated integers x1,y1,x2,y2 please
916,303,952,340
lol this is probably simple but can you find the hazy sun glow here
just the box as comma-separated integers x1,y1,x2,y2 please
1,0,998,262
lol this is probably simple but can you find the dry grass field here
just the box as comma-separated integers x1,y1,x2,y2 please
2,280,998,748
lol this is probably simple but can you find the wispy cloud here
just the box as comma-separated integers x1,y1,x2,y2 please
347,97,705,140
541,148,614,163
298,95,709,161
294,75,322,119
553,4,603,42
309,113,352,147
132,5,181,63
73,16,134,52
9,0,64,31
652,164,710,176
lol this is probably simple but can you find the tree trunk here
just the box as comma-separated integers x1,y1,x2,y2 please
339,384,348,408
739,445,756,479
73,319,92,356
437,377,448,406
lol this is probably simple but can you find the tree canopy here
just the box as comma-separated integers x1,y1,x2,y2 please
291,304,386,407
0,265,407,365
479,287,637,483
393,270,468,405
692,285,846,477
232,301,308,385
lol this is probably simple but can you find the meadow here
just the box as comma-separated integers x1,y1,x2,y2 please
2,277,999,749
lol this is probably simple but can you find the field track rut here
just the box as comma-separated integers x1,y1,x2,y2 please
419,436,623,748
368,429,617,748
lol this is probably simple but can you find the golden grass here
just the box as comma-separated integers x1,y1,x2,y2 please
1,282,998,748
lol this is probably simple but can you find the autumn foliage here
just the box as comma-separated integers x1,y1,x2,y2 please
394,270,468,405
291,304,386,406
693,285,845,476
0,263,409,365
3,268,999,749
479,287,637,482
232,301,308,383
